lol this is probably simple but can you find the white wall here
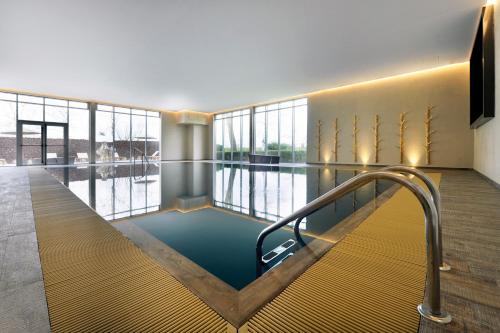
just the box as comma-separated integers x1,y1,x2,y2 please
161,112,212,160
473,3,500,185
161,112,188,160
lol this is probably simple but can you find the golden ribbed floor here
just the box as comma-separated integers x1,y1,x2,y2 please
244,174,441,333
29,169,230,333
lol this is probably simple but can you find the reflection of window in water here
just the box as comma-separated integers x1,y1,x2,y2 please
214,166,307,226
62,166,160,221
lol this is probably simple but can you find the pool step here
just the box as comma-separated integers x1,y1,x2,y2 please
262,239,296,263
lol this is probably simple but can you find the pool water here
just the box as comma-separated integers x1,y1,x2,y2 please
131,207,314,290
47,162,392,289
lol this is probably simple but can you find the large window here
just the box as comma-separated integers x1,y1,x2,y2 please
0,92,89,166
254,98,308,163
214,98,307,164
0,90,160,166
68,101,90,164
214,109,250,161
95,105,160,163
0,92,17,166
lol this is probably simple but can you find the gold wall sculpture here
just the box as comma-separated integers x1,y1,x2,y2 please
315,120,322,162
397,112,407,164
373,114,381,163
352,115,359,163
331,118,340,163
424,106,436,165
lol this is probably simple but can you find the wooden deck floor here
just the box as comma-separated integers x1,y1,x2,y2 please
419,170,500,333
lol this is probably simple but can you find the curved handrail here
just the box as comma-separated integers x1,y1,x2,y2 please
255,170,451,324
381,165,450,271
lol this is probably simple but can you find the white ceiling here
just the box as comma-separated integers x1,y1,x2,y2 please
0,0,484,112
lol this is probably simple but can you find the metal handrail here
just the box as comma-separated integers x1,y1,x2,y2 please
255,170,451,324
381,165,450,271
133,147,151,180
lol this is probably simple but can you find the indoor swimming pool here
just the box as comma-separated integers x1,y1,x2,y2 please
46,162,393,290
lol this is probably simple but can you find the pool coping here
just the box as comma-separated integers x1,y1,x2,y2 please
113,183,400,328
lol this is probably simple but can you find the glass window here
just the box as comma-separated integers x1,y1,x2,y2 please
0,100,17,165
214,109,250,161
18,103,43,121
96,111,114,163
98,104,113,112
18,95,43,104
232,116,241,161
255,112,266,154
223,118,232,160
69,101,87,109
267,110,279,155
131,114,146,158
94,106,160,163
294,105,308,162
146,116,160,159
45,105,68,123
114,112,131,162
132,109,147,115
280,108,293,162
252,98,308,163
215,119,223,160
241,114,250,161
0,92,16,101
45,98,67,107
69,106,89,164
0,91,158,166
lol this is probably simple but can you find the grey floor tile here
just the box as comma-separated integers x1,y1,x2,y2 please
0,281,50,333
0,232,43,292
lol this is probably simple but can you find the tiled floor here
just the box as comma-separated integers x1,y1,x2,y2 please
419,170,500,333
0,168,50,333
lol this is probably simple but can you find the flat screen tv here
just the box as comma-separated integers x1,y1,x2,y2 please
470,5,495,129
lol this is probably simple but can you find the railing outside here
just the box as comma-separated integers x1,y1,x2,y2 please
133,147,151,180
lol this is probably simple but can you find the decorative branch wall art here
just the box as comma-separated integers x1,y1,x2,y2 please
315,120,322,162
352,115,359,163
331,118,340,163
397,112,407,164
373,114,381,163
424,105,436,165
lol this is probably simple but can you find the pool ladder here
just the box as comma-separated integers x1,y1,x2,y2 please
255,166,452,324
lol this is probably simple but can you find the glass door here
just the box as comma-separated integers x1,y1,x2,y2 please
17,121,68,166
46,124,67,165
18,123,44,165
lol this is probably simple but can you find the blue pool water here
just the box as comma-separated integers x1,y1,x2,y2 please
131,207,313,290
47,162,392,290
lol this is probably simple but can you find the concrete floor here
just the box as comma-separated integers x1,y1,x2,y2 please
0,168,50,333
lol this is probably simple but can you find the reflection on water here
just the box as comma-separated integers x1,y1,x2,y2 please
48,164,160,220
48,162,393,289
48,162,391,238
214,164,392,237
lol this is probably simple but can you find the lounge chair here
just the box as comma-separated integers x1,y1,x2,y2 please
149,151,160,161
76,152,89,164
47,153,58,164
